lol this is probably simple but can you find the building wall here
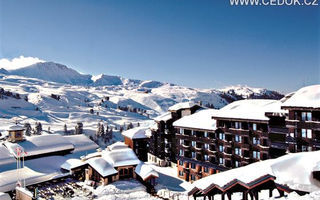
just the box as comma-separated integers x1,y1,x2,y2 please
285,109,320,152
148,106,202,166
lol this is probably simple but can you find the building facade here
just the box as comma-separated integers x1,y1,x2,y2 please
122,127,149,161
175,100,289,182
147,102,201,167
281,85,320,152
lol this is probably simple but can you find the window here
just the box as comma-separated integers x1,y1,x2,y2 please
302,112,306,121
179,160,183,166
192,152,196,159
219,158,225,165
253,151,260,159
180,128,184,134
235,135,242,143
235,122,242,129
192,141,196,147
180,139,184,145
235,148,241,156
204,143,209,149
253,123,257,131
253,137,260,145
191,174,196,181
179,149,184,156
307,129,312,139
204,131,208,137
179,170,184,176
235,161,240,168
204,154,209,161
203,167,209,173
191,130,195,136
307,112,312,121
219,133,225,140
219,145,224,152
301,129,307,138
191,163,196,169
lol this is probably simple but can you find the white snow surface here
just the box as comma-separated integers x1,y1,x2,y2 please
153,112,172,122
0,146,15,166
87,157,118,177
191,151,320,193
173,109,218,131
4,134,74,158
60,158,87,171
64,135,99,152
106,142,128,151
122,127,149,139
213,99,286,121
135,162,159,180
282,85,320,108
168,101,198,111
102,147,140,167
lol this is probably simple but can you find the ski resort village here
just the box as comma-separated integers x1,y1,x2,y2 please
0,62,318,200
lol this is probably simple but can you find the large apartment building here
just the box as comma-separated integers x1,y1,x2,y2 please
174,100,288,182
147,102,202,167
281,85,320,152
173,85,320,182
174,109,226,182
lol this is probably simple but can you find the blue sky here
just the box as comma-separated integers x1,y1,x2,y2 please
0,0,319,93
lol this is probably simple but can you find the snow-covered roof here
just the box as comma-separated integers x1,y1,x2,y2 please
7,125,24,131
0,155,70,193
107,142,128,151
4,134,74,158
135,162,159,181
168,102,198,112
63,135,99,152
212,99,286,121
173,109,217,131
122,127,149,139
87,157,117,177
190,151,320,194
282,85,320,109
145,129,152,138
61,158,87,171
153,112,172,122
103,146,140,167
0,146,15,166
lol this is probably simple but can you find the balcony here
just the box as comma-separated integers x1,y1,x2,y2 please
286,120,320,130
270,142,288,150
268,127,289,134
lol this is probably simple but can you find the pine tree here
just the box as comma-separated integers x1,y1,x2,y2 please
24,123,32,136
64,124,68,135
34,122,42,135
75,122,83,135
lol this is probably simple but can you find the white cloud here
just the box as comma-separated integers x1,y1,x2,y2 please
0,56,45,70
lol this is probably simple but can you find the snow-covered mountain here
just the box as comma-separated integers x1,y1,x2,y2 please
0,61,284,136
9,62,92,85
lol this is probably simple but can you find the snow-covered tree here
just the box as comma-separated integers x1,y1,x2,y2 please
33,122,42,135
96,122,105,138
75,122,83,135
24,123,32,136
64,124,68,135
